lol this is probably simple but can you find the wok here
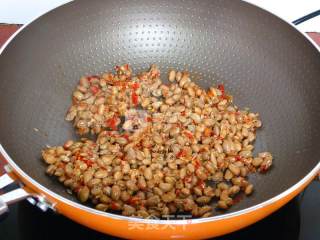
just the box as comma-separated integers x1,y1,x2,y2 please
0,0,319,239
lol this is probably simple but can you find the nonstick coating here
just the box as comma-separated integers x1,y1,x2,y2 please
0,0,319,215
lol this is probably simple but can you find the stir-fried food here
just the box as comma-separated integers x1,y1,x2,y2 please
42,64,273,218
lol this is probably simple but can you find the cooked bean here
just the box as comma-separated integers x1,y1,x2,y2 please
228,185,240,195
42,151,57,164
138,176,147,190
228,164,240,176
144,168,153,180
83,170,94,184
111,185,121,200
196,196,211,205
95,170,108,179
245,184,254,195
159,182,173,192
91,186,102,196
224,169,233,180
240,167,248,177
96,203,109,211
190,113,201,123
175,71,182,82
198,205,212,216
147,195,161,206
217,200,229,209
168,115,178,124
126,180,138,191
114,171,123,181
78,186,90,203
122,204,136,216
153,187,164,196
162,192,176,203
168,70,176,82
252,157,263,167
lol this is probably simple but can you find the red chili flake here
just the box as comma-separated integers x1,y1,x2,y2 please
235,155,242,161
131,82,140,90
122,134,129,140
111,202,120,210
194,159,201,169
176,149,187,158
181,111,186,116
217,84,225,95
183,176,192,184
87,75,100,82
74,186,82,193
259,165,268,173
221,95,228,100
150,71,160,79
57,162,66,168
183,131,193,140
197,180,206,190
83,159,94,167
218,136,224,140
244,117,252,123
128,196,140,205
124,64,129,70
232,194,244,205
106,117,118,130
146,116,153,122
175,189,181,196
198,148,206,153
131,91,139,106
90,85,100,95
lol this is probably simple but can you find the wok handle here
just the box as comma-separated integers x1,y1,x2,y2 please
0,145,56,219
0,174,30,217
292,9,320,25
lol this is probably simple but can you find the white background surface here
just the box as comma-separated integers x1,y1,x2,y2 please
0,0,320,32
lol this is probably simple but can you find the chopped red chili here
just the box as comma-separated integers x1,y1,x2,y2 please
74,185,82,193
194,159,201,169
128,196,140,205
260,165,268,173
175,189,181,196
90,85,100,95
217,84,225,95
111,202,120,210
131,91,139,106
57,162,66,168
122,134,129,140
83,159,94,167
231,194,244,205
183,131,193,140
176,149,187,158
87,75,99,82
106,117,118,130
235,155,242,161
197,180,206,190
183,175,192,184
131,82,140,90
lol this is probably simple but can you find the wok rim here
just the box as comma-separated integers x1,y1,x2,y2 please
0,0,319,225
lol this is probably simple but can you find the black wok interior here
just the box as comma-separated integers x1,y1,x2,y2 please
0,0,319,215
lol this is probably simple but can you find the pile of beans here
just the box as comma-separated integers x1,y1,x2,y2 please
42,65,273,218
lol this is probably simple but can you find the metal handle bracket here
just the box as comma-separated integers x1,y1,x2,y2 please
0,173,30,215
